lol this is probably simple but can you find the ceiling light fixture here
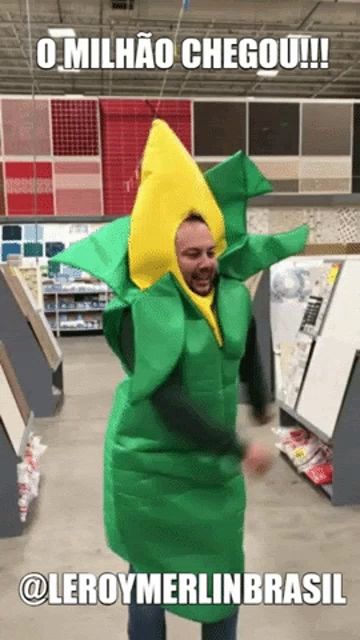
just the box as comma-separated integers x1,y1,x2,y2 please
257,70,279,77
48,28,77,38
57,65,80,73
287,33,311,39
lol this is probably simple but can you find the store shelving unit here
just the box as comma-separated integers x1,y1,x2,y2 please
279,351,360,505
277,258,360,505
42,279,113,336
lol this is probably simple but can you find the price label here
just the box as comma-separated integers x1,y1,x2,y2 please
294,447,306,459
327,264,340,285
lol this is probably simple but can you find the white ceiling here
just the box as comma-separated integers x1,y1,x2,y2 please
1,0,360,98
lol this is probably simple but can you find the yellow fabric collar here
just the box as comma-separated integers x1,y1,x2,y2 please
170,263,223,346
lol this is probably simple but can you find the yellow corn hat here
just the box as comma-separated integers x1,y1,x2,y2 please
128,119,227,345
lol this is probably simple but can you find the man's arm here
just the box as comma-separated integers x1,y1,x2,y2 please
119,307,248,459
239,316,272,423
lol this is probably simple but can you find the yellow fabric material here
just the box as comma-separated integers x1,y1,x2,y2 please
128,119,226,345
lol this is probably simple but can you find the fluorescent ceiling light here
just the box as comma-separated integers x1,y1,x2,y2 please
257,70,279,77
287,33,311,38
48,28,76,38
58,65,80,73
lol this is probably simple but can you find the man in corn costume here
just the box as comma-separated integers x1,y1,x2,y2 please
51,119,308,634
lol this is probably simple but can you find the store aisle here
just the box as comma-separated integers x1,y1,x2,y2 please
0,336,359,640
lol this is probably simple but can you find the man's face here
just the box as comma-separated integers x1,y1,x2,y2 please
175,220,218,296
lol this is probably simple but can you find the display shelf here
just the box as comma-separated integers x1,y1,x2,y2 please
42,279,112,336
0,417,23,537
43,288,109,295
0,269,63,417
279,351,360,506
44,306,106,313
0,341,34,457
0,341,36,538
58,327,103,333
0,417,45,539
279,451,333,500
275,257,360,505
278,400,331,444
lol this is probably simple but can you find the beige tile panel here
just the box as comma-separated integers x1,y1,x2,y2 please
250,157,299,179
249,207,360,244
299,157,352,179
267,210,307,234
271,180,299,192
300,178,351,193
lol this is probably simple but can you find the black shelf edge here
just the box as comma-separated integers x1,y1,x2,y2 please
321,484,333,497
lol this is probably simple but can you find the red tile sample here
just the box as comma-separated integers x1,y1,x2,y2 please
100,99,192,216
0,163,5,215
51,99,99,156
54,161,102,216
2,99,51,155
6,162,54,216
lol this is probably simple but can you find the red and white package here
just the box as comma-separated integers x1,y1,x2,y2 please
304,463,333,485
17,433,47,523
287,437,322,469
273,426,310,454
273,425,334,482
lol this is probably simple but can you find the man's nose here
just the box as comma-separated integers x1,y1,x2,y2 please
199,254,214,269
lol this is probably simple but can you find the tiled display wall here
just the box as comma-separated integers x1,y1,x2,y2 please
1,210,360,269
0,98,103,217
0,97,192,218
0,222,103,275
194,100,355,195
0,97,360,220
247,207,360,242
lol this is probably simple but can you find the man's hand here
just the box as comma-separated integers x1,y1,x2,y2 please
242,442,274,477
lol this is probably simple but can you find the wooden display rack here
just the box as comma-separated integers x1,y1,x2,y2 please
0,265,63,417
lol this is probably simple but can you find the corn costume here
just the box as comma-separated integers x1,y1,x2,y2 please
51,119,309,624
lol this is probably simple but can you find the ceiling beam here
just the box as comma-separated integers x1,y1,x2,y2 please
296,1,322,29
56,0,64,24
7,11,40,94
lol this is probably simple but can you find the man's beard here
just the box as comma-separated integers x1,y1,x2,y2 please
190,271,218,296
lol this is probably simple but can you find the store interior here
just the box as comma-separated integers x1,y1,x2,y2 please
1,1,360,639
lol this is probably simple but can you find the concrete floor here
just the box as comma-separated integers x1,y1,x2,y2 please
1,335,359,639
